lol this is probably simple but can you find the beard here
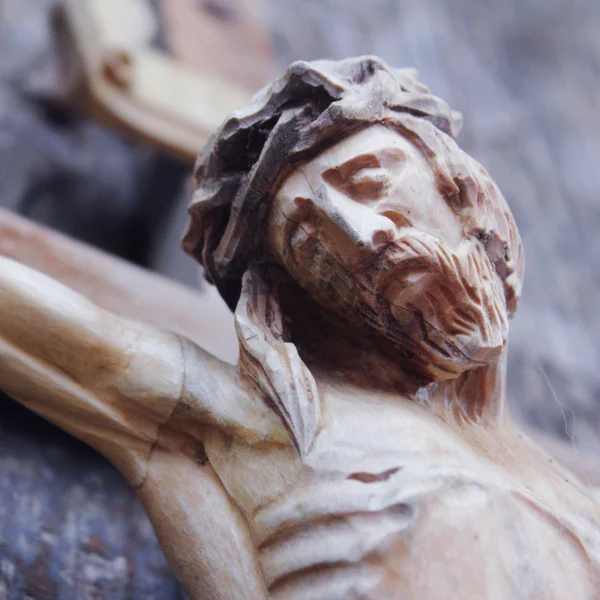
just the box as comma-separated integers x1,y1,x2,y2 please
280,222,508,382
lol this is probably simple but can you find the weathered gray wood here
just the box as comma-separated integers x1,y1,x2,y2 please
0,401,181,599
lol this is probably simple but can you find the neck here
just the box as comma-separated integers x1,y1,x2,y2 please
271,267,508,424
425,353,508,425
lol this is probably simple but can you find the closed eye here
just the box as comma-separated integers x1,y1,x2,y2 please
323,147,407,202
347,167,390,198
323,154,387,200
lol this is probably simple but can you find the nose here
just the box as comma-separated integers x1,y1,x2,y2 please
324,199,397,252
372,229,392,249
369,208,414,250
356,220,396,251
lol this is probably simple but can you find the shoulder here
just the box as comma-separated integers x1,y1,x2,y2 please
177,336,290,447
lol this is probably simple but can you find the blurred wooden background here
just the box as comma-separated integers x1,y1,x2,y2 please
1,0,600,596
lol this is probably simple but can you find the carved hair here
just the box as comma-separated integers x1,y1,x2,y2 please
183,56,469,310
234,266,321,456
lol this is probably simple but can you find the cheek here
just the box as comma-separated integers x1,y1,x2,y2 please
386,175,465,249
267,198,319,272
272,216,363,312
270,205,327,290
288,220,321,274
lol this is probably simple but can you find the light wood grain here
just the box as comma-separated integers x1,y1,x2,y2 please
266,0,600,459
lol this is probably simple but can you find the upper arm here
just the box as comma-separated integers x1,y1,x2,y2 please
0,255,182,394
175,337,290,446
0,257,185,482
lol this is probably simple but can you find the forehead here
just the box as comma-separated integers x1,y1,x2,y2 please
277,124,431,196
305,124,421,174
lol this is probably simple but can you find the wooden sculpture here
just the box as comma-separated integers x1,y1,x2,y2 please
1,57,599,599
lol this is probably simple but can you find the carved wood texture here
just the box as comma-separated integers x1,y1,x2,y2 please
2,0,600,598
2,54,600,599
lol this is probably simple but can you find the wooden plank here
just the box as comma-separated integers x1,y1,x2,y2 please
54,0,256,162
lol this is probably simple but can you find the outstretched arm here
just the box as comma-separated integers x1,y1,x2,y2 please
0,255,185,484
0,256,288,478
0,256,275,598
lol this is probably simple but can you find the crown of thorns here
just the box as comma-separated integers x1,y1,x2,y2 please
183,56,475,309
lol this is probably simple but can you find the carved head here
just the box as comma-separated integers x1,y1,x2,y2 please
184,57,524,381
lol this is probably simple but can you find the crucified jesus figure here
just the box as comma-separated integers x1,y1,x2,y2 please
1,57,599,599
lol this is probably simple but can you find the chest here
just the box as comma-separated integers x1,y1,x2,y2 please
200,392,600,598
202,392,482,534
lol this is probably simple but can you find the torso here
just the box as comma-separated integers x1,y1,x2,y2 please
202,379,600,599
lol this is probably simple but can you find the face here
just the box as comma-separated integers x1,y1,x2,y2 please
266,124,509,381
